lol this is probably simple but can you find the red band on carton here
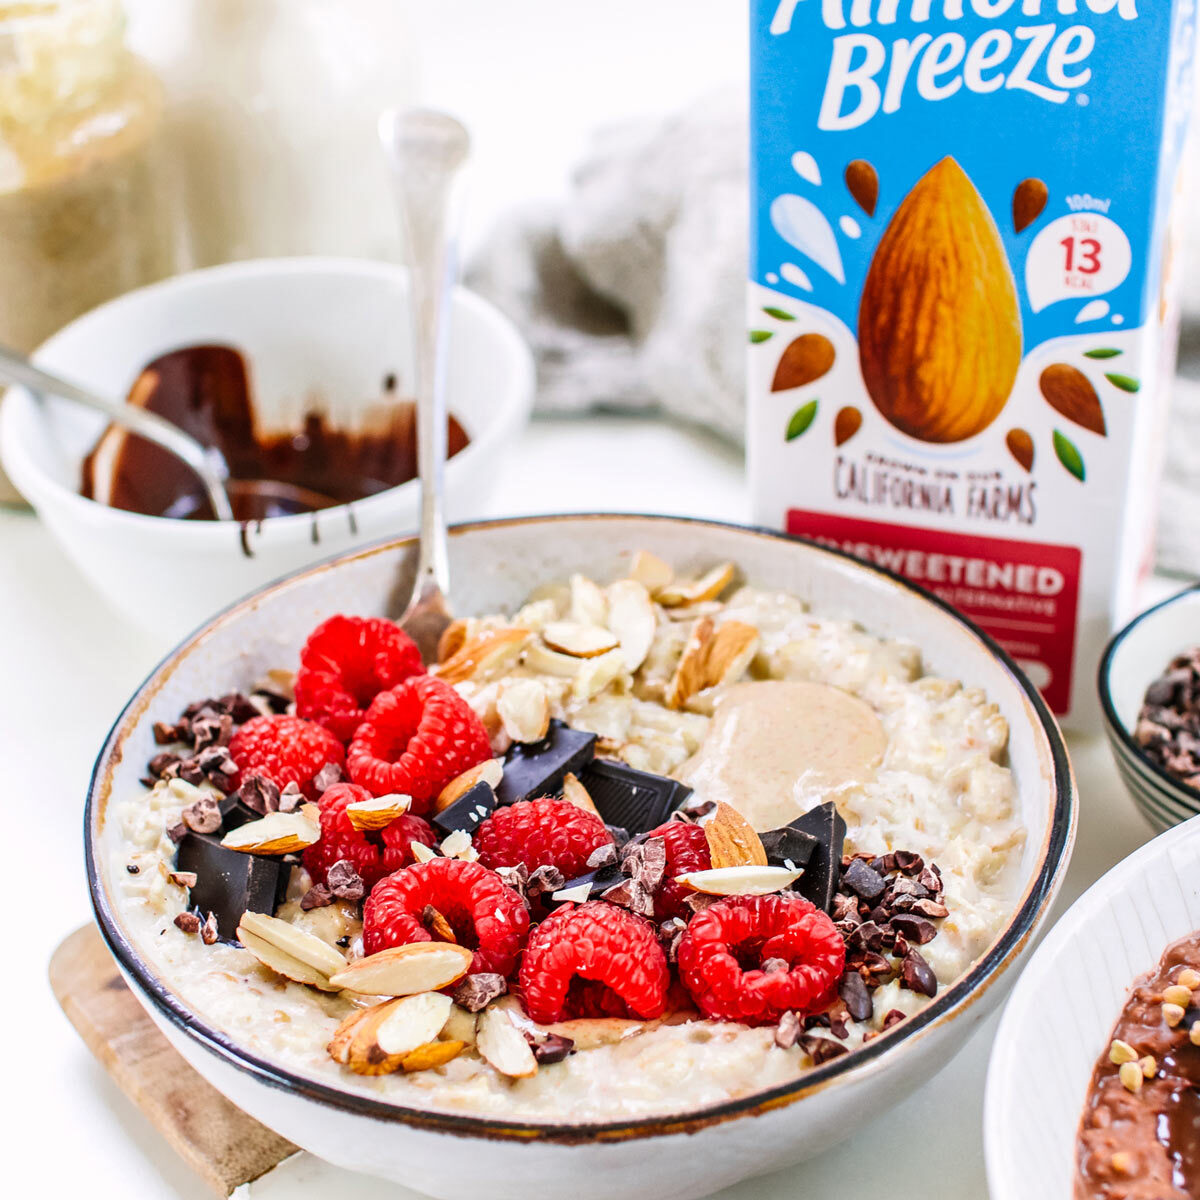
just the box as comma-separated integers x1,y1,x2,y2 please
787,509,1080,714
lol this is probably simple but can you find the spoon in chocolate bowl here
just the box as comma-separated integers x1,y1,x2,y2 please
0,345,341,522
379,108,471,662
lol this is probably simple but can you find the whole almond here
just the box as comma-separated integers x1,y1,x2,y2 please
1013,178,1049,233
845,159,879,217
703,802,768,869
771,334,836,393
859,157,1021,444
221,811,320,855
1039,364,1106,435
1006,428,1035,472
402,1039,466,1073
346,793,411,832
834,406,863,447
477,1006,538,1078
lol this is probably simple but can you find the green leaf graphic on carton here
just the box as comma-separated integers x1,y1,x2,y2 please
1105,373,1141,394
749,330,774,344
762,306,796,321
786,401,818,442
1083,348,1123,360
1053,430,1086,482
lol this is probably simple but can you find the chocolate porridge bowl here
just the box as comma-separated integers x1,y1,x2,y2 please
86,515,1074,1200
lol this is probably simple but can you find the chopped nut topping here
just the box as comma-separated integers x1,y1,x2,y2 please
1163,983,1194,1008
174,912,201,934
1118,1061,1144,1093
1163,1002,1186,1028
1109,1039,1139,1065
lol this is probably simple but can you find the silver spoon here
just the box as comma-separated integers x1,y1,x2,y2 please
0,345,336,521
380,108,471,662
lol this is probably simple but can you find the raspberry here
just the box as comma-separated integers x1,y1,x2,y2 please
228,714,344,797
363,858,530,977
302,782,436,891
346,676,491,812
294,615,425,742
474,797,612,878
648,821,711,921
518,901,669,1023
676,894,845,1025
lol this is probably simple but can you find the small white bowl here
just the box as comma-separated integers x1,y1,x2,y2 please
0,257,534,641
984,812,1200,1200
1099,585,1200,831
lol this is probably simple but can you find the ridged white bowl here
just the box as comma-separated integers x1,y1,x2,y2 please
985,812,1200,1199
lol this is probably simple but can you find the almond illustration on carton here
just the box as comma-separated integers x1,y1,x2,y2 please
834,406,862,446
858,157,1022,445
1013,178,1049,233
1006,428,1034,473
771,334,835,393
1039,364,1107,435
845,160,878,218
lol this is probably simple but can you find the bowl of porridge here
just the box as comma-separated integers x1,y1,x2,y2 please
985,813,1200,1200
85,515,1074,1200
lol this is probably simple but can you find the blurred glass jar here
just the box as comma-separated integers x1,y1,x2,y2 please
125,0,419,267
0,0,177,501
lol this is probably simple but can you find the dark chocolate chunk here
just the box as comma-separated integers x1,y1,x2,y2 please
600,877,655,918
586,843,618,870
889,914,938,945
800,1034,849,1064
838,970,874,1022
784,802,846,914
182,795,222,834
842,858,887,901
576,758,692,833
234,774,281,816
301,884,333,910
552,863,624,902
277,782,304,813
882,1008,907,1031
174,912,201,934
200,912,220,945
621,836,667,891
327,859,365,902
530,1033,575,1065
760,825,819,870
148,753,181,780
452,973,507,1012
219,791,263,831
495,721,597,806
431,781,497,837
312,761,344,794
175,831,288,941
774,1010,802,1049
900,949,938,998
218,692,262,724
526,865,566,898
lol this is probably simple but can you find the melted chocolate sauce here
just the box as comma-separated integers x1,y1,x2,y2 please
80,345,468,523
1075,932,1200,1199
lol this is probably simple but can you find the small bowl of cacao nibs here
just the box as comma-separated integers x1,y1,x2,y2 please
1099,584,1200,830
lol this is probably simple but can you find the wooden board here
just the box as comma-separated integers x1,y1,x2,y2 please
49,924,297,1196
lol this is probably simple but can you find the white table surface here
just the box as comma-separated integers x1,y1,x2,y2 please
0,413,1172,1200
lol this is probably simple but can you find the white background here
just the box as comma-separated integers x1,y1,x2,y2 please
0,3,1181,1197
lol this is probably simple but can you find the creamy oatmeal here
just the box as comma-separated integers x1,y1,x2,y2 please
107,553,1025,1121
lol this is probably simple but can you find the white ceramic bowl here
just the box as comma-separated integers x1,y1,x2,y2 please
85,516,1075,1200
0,257,534,641
984,812,1200,1199
1099,584,1200,831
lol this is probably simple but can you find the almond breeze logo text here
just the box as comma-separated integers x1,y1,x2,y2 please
768,0,1140,129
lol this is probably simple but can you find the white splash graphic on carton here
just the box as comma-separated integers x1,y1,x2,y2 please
791,151,821,185
1075,299,1111,324
839,215,862,239
770,193,845,284
780,262,814,291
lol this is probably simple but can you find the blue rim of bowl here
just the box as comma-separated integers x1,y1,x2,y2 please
84,513,1075,1145
1098,582,1200,815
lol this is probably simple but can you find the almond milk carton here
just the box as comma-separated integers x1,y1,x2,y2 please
749,0,1196,726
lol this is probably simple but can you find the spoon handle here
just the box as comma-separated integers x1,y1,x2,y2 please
0,343,234,521
380,109,470,654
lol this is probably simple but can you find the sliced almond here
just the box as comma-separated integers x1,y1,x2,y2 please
411,841,438,863
545,1017,646,1051
657,563,736,608
238,928,340,991
628,550,674,595
422,905,458,943
702,801,768,869
435,758,504,813
436,627,530,685
704,621,760,688
437,619,470,664
346,792,411,832
221,811,319,855
341,997,423,1075
328,1005,374,1064
665,617,715,710
496,678,551,744
238,912,347,978
542,621,620,659
402,1039,466,1072
572,649,627,701
606,580,656,672
524,640,588,678
440,830,474,859
551,880,594,904
477,1006,538,1078
375,991,454,1056
569,574,608,627
675,865,802,896
561,771,600,816
330,942,473,996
